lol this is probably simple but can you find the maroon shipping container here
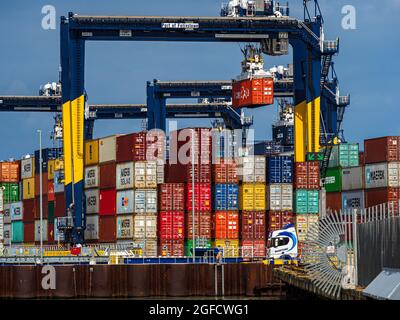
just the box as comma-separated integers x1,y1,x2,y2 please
24,221,35,243
268,211,294,233
34,195,48,219
146,130,165,161
34,172,49,196
158,211,185,240
54,193,65,218
116,132,147,163
23,199,36,222
170,128,212,165
165,163,187,183
186,212,212,239
241,211,266,240
159,184,185,211
364,136,400,164
186,183,212,211
326,192,342,213
100,162,116,189
99,189,116,216
365,187,400,214
186,164,212,183
294,161,320,189
241,239,266,257
158,239,185,257
48,223,54,243
213,161,238,184
99,215,117,242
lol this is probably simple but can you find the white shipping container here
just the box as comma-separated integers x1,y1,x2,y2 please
238,156,266,183
133,214,157,239
116,190,135,214
134,189,157,214
85,215,99,240
342,166,364,191
267,184,293,211
296,215,318,242
342,190,365,211
116,162,134,190
99,135,119,163
365,162,400,189
117,215,134,239
3,224,11,245
84,166,99,189
133,239,158,257
11,202,23,221
134,162,146,188
21,157,34,179
35,220,48,242
157,160,165,184
54,218,65,242
146,161,157,188
85,189,99,214
3,204,11,224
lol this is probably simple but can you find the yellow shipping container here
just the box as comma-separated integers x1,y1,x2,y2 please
55,158,64,171
23,178,35,200
48,160,55,180
213,239,240,257
239,183,266,211
85,139,99,166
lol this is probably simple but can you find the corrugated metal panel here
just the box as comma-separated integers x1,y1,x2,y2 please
364,269,400,300
116,162,134,190
365,162,400,189
84,166,99,189
22,178,35,200
294,190,319,214
116,190,134,214
158,211,185,240
3,223,11,245
241,211,265,240
213,239,239,257
3,204,11,224
342,166,364,191
133,239,158,257
85,189,99,214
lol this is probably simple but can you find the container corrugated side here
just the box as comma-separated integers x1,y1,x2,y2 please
267,183,293,211
341,166,364,191
342,190,365,211
84,166,99,189
116,190,134,214
365,162,400,189
116,215,134,239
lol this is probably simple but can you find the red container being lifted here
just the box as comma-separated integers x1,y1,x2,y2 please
364,136,400,164
294,161,320,189
267,211,294,233
213,211,239,239
158,211,185,240
158,239,185,257
159,184,185,211
186,212,212,239
241,211,266,240
232,78,274,108
186,183,211,211
365,187,400,214
213,161,238,184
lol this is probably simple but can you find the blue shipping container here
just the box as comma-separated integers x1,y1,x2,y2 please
272,125,294,146
54,170,65,193
35,147,63,174
214,184,239,211
253,141,284,156
267,156,293,184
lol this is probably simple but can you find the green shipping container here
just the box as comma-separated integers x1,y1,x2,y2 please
294,190,319,214
185,239,212,256
48,201,55,224
0,183,19,203
328,144,359,168
324,168,342,192
11,221,24,243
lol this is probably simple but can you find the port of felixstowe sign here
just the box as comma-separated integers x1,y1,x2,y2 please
161,22,199,30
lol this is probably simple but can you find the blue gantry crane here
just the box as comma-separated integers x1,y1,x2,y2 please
0,1,348,244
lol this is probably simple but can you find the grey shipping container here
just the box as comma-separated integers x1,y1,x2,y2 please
3,224,11,245
35,220,48,242
85,215,99,240
21,157,34,179
116,162,134,190
116,190,135,214
117,215,134,239
342,166,364,191
134,189,157,214
3,204,11,224
84,166,99,189
342,190,365,211
11,202,23,221
365,162,400,189
85,189,99,214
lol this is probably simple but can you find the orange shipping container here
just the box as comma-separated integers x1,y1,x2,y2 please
213,211,239,239
232,78,274,108
0,161,20,182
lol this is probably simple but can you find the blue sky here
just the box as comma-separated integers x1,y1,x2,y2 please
0,0,399,159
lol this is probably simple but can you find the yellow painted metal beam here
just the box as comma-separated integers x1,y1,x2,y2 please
295,101,307,163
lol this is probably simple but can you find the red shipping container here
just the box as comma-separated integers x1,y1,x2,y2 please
116,132,147,163
48,223,55,243
326,192,342,213
213,211,239,239
48,181,55,202
34,195,48,219
232,78,274,108
158,239,185,257
294,161,320,189
99,215,117,242
165,163,187,183
34,172,49,196
268,211,294,233
364,136,400,164
365,187,400,214
159,184,185,211
146,130,165,161
24,221,35,243
241,239,266,257
158,211,185,240
186,164,211,183
186,183,211,211
213,161,238,184
99,189,116,216
23,199,36,222
0,161,20,182
186,212,212,239
241,211,266,240
100,162,116,189
54,193,65,218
